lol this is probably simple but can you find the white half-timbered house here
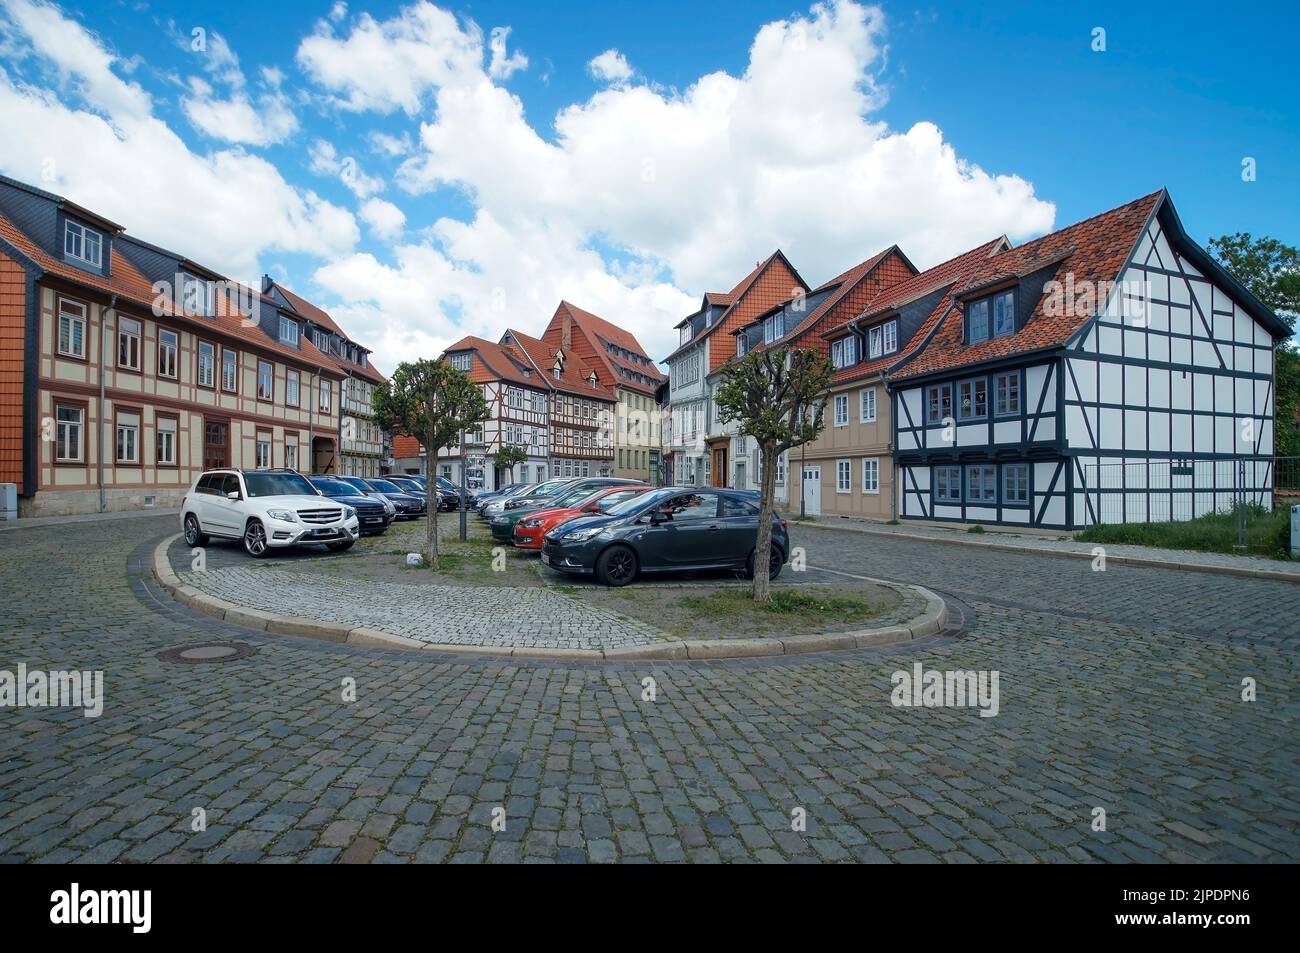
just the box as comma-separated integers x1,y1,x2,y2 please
889,191,1290,530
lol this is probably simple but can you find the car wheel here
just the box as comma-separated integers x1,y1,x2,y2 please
243,519,270,558
595,545,638,587
184,513,209,547
327,539,354,552
746,546,785,580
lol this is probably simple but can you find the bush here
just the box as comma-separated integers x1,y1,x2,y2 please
1075,505,1292,559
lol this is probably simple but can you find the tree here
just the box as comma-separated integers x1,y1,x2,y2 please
492,444,528,482
715,346,832,602
1210,234,1300,456
375,360,490,569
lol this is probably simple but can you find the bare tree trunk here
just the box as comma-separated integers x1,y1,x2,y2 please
425,428,440,569
753,439,778,603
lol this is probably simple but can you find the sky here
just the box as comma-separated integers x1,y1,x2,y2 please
0,0,1295,374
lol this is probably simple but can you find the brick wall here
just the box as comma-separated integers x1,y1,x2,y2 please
0,250,25,493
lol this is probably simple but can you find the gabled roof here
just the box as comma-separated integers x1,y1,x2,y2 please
824,238,1008,386
893,191,1166,380
271,281,387,385
0,201,342,376
552,300,664,396
663,249,808,362
504,327,616,401
444,334,546,389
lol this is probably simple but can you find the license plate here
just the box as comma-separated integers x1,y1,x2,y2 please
540,552,551,565
311,528,333,537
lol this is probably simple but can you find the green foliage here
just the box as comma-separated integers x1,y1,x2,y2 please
1207,233,1300,323
1075,505,1291,559
714,346,833,451
492,444,529,474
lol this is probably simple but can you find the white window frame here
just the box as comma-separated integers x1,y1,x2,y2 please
158,329,178,379
882,319,898,354
868,325,883,359
64,220,102,267
117,316,141,371
55,404,84,462
860,386,877,423
197,342,215,388
278,315,299,346
286,437,298,472
221,349,238,393
116,414,140,465
57,299,87,359
156,417,177,465
833,393,848,427
286,369,300,407
182,274,211,316
836,459,852,493
862,457,880,494
256,435,271,469
257,360,273,401
319,379,332,413
831,337,855,369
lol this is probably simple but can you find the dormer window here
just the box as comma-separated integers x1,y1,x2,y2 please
867,319,898,359
278,315,300,347
64,220,103,268
736,335,748,358
967,289,1015,343
831,336,856,369
181,274,211,316
763,313,784,345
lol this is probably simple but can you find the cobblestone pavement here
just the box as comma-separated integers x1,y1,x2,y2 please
1,516,1297,863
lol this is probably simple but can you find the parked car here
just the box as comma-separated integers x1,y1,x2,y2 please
475,482,529,510
331,475,398,521
501,477,642,513
388,476,431,507
481,481,553,518
307,476,392,535
540,486,789,586
360,478,427,520
512,485,651,551
434,476,470,510
488,478,643,541
181,468,360,558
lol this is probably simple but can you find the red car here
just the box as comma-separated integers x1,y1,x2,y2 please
512,484,650,551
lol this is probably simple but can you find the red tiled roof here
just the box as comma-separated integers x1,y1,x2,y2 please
0,210,344,377
825,238,1007,387
552,300,664,396
273,282,387,385
392,435,422,458
893,191,1162,380
444,334,545,389
504,327,616,401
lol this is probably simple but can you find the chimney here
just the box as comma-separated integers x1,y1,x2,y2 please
261,274,273,294
562,314,572,350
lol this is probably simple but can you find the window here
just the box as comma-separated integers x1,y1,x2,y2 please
116,411,140,464
286,369,300,407
449,352,471,371
831,336,856,369
993,290,1015,337
278,316,299,346
222,349,238,393
860,387,876,423
862,457,880,493
256,434,272,469
868,320,897,359
116,316,141,370
286,437,299,472
1003,463,1029,505
157,417,177,465
181,275,211,316
966,465,997,504
883,320,898,354
197,342,215,387
934,465,961,503
834,394,848,427
663,493,718,520
257,360,273,400
57,299,87,359
736,335,747,357
967,297,989,342
836,459,852,493
995,372,1020,417
319,379,332,413
957,378,987,419
55,404,84,462
313,329,330,353
925,383,953,424
763,313,783,344
64,220,102,267
158,329,178,378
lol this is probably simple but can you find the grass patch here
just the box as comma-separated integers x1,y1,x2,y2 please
679,586,882,626
967,524,985,534
1074,505,1292,559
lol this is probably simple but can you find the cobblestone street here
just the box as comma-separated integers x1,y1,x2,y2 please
1,515,1297,863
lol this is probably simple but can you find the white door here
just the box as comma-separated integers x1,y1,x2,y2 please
802,466,821,516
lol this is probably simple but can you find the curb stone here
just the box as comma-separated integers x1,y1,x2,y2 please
151,534,948,661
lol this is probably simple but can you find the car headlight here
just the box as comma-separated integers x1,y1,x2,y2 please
343,506,356,520
561,527,603,542
491,516,509,525
267,508,297,522
519,518,542,528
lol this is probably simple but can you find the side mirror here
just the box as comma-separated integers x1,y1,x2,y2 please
649,511,666,525
226,491,241,501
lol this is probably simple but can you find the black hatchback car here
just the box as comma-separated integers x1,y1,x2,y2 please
308,477,393,535
540,486,789,586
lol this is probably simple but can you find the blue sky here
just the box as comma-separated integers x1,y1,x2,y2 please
0,0,1295,370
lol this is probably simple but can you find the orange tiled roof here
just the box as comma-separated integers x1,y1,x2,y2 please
444,334,545,389
893,191,1162,380
554,300,664,396
392,435,422,458
504,327,616,400
273,282,387,385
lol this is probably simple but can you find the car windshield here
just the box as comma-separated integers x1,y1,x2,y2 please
436,478,455,490
367,480,402,493
310,479,356,496
390,479,421,490
503,484,539,498
551,487,597,508
244,472,319,498
604,487,675,516
529,480,571,497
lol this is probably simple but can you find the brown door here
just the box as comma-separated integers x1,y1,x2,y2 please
711,446,728,487
203,420,229,470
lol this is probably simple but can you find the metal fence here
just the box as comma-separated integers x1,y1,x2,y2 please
1083,455,1299,552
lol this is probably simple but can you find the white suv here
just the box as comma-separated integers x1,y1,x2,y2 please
181,469,360,558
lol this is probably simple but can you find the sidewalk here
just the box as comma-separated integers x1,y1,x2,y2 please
797,515,1300,582
0,507,179,531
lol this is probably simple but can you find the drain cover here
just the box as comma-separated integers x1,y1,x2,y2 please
157,642,258,664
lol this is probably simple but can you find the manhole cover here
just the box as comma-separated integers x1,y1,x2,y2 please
157,642,258,664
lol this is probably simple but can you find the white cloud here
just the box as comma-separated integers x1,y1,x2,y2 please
308,138,384,198
359,197,405,240
0,0,356,281
179,30,298,146
487,26,527,80
368,130,412,157
588,49,632,84
329,1,347,23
